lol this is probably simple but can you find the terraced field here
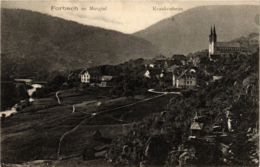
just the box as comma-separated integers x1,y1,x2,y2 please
1,88,177,164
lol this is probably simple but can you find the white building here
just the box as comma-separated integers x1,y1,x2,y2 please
144,70,151,78
175,69,197,89
80,70,91,83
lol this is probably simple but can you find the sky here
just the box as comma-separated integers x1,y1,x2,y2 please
1,0,259,34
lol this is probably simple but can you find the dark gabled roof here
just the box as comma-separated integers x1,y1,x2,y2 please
176,69,196,80
216,42,240,48
171,54,187,60
88,68,102,75
79,68,102,77
79,69,89,75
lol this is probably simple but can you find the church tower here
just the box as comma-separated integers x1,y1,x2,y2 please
209,26,217,56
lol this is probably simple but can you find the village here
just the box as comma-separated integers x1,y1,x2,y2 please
1,26,259,166
79,54,197,90
47,27,259,165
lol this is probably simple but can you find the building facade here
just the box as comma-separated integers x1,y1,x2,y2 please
174,69,197,89
209,26,243,56
80,70,91,83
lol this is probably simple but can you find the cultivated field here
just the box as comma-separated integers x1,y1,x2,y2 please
1,88,177,163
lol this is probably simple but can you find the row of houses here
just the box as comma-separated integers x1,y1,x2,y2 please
189,110,232,139
144,56,197,89
79,69,114,87
76,54,197,89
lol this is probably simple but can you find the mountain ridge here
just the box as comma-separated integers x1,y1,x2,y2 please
134,5,259,55
1,8,158,78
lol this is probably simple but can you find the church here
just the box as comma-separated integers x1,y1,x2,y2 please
208,26,243,56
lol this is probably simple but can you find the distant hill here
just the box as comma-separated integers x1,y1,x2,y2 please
1,9,157,78
134,5,259,56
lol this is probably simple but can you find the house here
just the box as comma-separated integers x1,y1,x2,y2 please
212,75,223,82
80,68,102,84
144,66,197,89
99,75,113,87
174,69,197,89
89,69,102,83
190,112,204,137
189,112,217,138
80,70,91,83
144,69,151,78
153,55,168,69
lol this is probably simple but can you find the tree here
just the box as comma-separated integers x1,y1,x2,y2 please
226,95,258,165
16,83,29,100
1,81,17,110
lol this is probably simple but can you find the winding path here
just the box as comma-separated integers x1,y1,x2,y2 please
56,91,61,104
56,91,178,160
57,114,92,159
148,89,181,95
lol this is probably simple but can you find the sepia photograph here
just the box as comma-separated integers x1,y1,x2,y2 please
0,0,259,166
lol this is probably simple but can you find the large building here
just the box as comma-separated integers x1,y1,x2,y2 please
208,26,243,56
174,69,197,89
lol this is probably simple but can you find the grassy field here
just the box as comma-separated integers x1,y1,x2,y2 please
1,88,178,164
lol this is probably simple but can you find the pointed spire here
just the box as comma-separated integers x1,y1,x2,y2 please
209,26,213,42
213,25,217,42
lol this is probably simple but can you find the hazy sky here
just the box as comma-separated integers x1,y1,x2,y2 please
2,0,258,34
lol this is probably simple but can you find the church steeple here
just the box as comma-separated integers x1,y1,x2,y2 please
209,26,213,42
209,26,217,56
213,25,217,42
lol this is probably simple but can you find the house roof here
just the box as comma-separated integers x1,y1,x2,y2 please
101,75,113,81
190,122,203,130
171,54,187,60
79,69,89,75
176,69,196,80
80,68,102,76
89,68,102,75
216,42,240,48
177,69,188,79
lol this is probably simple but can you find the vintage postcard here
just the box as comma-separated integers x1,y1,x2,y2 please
1,0,259,166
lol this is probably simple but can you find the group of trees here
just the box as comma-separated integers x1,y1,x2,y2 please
1,75,29,110
32,72,67,98
106,51,259,166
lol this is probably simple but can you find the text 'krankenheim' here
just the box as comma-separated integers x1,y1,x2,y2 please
153,6,183,11
51,6,108,12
